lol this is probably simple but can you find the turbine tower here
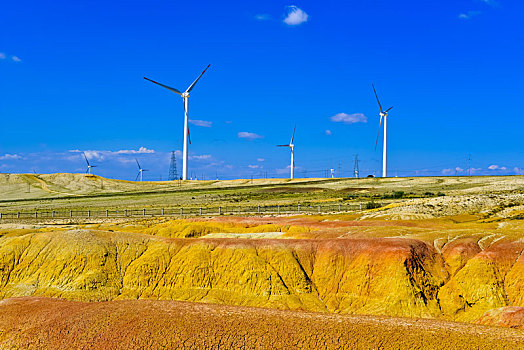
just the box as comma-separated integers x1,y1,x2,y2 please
277,125,296,179
144,64,211,180
135,159,149,182
83,152,97,175
373,84,393,178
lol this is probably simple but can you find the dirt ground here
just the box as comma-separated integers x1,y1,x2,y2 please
0,297,522,349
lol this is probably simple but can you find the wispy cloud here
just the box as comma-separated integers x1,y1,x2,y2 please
283,6,308,26
248,164,260,169
0,53,21,62
330,113,367,124
0,154,21,160
238,131,264,140
459,11,481,19
480,0,497,6
325,129,332,135
190,154,211,160
255,14,271,21
488,164,507,171
189,119,212,127
257,158,265,162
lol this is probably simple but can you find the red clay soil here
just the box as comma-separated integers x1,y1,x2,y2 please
476,307,524,330
0,297,523,349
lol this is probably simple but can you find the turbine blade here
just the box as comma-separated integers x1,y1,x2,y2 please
385,106,394,113
291,124,296,144
375,115,383,151
136,158,141,170
277,145,290,147
185,64,211,93
135,172,140,181
372,84,384,113
83,152,90,166
144,77,182,96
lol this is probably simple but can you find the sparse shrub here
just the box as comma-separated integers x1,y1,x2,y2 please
366,200,381,209
437,192,446,196
424,192,435,197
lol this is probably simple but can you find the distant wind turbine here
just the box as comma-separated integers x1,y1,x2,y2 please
83,152,97,175
144,64,211,180
135,159,149,182
277,125,296,179
373,84,393,178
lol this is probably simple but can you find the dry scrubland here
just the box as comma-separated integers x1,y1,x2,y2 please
0,174,524,348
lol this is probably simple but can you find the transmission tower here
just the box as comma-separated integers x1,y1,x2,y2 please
354,154,360,178
168,151,178,181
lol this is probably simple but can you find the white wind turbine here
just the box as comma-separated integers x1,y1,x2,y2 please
135,159,149,182
373,84,393,178
83,152,97,174
277,125,296,179
144,64,211,180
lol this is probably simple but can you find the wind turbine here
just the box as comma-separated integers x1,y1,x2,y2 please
373,84,393,178
83,152,97,175
144,64,211,181
277,125,296,179
135,159,149,182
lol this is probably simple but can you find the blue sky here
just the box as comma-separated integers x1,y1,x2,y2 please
1,0,523,180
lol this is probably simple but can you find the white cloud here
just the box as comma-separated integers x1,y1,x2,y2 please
330,113,367,124
283,6,308,26
0,53,5,59
0,153,21,160
257,158,265,162
255,14,271,21
248,165,260,169
325,129,332,135
11,56,21,62
459,11,481,19
514,167,524,175
238,131,263,140
442,168,453,175
189,119,212,127
488,164,507,171
456,167,464,172
116,147,155,154
190,154,211,160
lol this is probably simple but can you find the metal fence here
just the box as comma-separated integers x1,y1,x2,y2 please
0,202,375,220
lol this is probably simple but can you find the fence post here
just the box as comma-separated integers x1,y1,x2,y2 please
0,213,2,220
161,208,164,216
338,203,341,211
238,206,240,215
124,209,127,217
88,210,90,218
34,212,37,218
219,206,221,215
200,208,202,215
105,210,108,217
143,208,146,217
52,211,55,218
70,210,73,218
180,208,183,216
298,204,300,213
17,212,20,219
258,205,260,214
318,205,321,213
359,203,362,210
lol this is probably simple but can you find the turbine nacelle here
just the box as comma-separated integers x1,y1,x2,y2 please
181,92,190,98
